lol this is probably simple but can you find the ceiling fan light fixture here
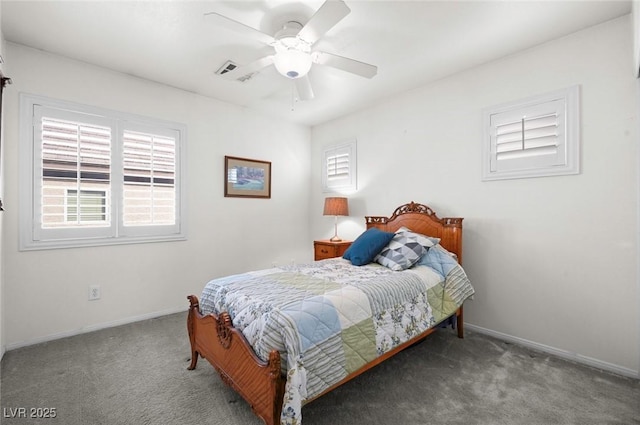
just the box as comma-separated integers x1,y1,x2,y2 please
210,2,377,99
274,49,312,79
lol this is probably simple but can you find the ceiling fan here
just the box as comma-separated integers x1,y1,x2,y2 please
207,0,378,101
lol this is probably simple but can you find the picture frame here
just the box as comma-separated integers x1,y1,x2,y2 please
224,155,271,199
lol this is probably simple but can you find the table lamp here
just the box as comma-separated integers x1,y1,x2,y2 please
323,197,349,242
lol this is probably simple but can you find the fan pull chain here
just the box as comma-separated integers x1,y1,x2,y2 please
290,82,296,112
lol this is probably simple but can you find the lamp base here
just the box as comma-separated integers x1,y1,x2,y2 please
330,235,342,242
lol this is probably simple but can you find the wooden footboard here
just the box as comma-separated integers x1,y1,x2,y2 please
187,294,465,425
187,295,285,425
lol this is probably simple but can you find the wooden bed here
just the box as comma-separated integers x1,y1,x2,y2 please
187,201,465,425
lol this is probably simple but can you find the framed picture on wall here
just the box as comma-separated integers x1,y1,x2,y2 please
224,155,271,199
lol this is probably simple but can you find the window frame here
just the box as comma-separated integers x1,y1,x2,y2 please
322,140,357,193
481,85,580,181
19,93,187,250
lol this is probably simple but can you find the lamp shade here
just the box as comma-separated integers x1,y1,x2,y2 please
323,197,349,216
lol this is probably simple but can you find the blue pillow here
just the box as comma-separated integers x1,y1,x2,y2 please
343,228,395,266
417,244,458,278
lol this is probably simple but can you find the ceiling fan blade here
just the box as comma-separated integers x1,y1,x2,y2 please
313,51,378,78
297,0,351,45
295,76,315,101
220,55,275,80
205,12,275,45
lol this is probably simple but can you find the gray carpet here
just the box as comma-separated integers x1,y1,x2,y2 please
1,312,638,425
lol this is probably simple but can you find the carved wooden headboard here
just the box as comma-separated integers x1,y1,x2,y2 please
365,202,464,264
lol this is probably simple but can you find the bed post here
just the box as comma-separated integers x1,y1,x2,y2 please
187,295,200,370
442,217,463,265
456,306,464,339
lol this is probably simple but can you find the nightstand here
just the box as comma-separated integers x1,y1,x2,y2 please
314,240,352,261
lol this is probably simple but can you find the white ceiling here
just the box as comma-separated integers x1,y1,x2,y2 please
1,1,632,126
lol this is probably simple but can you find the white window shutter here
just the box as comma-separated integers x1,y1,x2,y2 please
41,117,111,226
32,105,115,242
20,94,186,250
118,121,182,239
322,140,357,192
122,130,176,227
483,86,579,181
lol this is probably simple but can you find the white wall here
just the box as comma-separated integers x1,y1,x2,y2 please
634,1,639,76
0,1,5,360
2,43,312,348
636,3,640,378
311,16,639,377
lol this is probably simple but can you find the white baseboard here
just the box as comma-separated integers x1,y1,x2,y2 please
4,306,187,352
466,324,639,380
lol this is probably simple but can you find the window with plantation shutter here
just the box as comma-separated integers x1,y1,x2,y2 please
322,140,357,192
122,130,176,227
41,117,111,230
19,94,186,250
482,86,580,181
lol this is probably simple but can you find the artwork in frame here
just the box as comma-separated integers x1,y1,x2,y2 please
224,155,271,199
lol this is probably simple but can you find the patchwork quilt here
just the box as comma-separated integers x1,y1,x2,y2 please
199,257,474,425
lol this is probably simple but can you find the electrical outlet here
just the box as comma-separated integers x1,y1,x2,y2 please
89,285,101,301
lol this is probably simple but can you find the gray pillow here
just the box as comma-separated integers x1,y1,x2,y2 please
375,229,436,271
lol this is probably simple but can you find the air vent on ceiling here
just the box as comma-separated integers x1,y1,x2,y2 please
215,60,253,82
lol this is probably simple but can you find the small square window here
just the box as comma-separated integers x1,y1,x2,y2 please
322,140,357,192
482,86,580,181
